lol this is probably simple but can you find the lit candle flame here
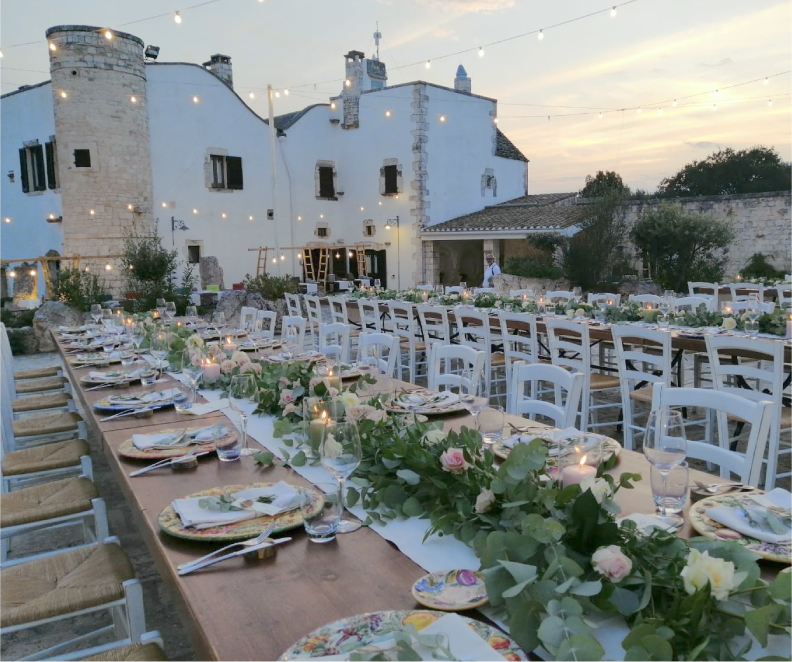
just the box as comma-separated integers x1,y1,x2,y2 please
579,455,587,466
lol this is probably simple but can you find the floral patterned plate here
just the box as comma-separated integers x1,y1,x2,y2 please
158,482,323,542
493,434,622,462
411,569,488,611
689,491,792,564
384,390,467,416
69,352,122,365
80,369,143,385
279,610,526,660
117,424,238,460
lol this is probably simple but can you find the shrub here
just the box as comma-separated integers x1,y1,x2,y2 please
631,203,734,292
1,308,35,328
241,273,299,300
51,267,108,312
740,253,786,280
503,257,564,280
6,329,29,355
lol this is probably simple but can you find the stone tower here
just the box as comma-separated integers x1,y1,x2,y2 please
46,25,154,289
454,65,471,94
340,50,387,129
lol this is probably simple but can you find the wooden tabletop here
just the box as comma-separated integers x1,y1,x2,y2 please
54,331,774,661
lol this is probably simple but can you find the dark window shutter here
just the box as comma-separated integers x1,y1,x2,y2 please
45,141,57,189
32,144,46,191
19,148,30,193
226,156,243,189
384,165,398,194
74,149,91,168
319,167,334,197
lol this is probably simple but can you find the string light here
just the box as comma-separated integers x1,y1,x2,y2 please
673,99,678,106
657,108,662,114
335,251,341,258
610,6,617,16
768,99,773,106
478,46,484,57
598,112,603,119
636,107,642,113
712,103,717,110
8,270,16,278
105,263,113,271
192,208,198,214
297,215,302,221
127,204,133,210
360,206,365,211
385,110,391,117
192,95,200,103
130,96,137,103
271,257,277,264
764,77,769,85
3,217,10,223
0,50,4,58
348,250,354,258
344,79,351,87
493,118,498,124
104,30,113,40
275,91,280,98
425,60,431,69
249,215,254,220
439,115,446,122
174,11,182,24
319,214,324,219
85,267,90,272
330,102,336,110
249,92,255,99
378,201,382,206
538,29,544,40
89,209,95,215
280,253,285,261
60,91,67,98
28,269,37,276
162,202,167,208
283,89,289,96
221,212,227,218
48,213,56,219
49,42,57,51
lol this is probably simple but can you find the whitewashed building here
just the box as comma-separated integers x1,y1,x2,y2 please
1,25,529,297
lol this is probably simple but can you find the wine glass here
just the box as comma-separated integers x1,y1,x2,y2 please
228,374,258,456
185,305,198,324
744,299,761,337
374,278,381,290
320,421,362,534
283,324,299,360
643,409,687,529
90,304,102,326
181,348,205,409
150,332,170,375
572,287,582,304
663,290,675,300
100,308,113,329
165,302,177,325
211,312,226,338
460,369,487,429
155,298,167,320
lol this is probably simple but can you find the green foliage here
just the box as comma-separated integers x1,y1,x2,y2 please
1,308,35,328
51,267,109,312
240,272,298,300
6,328,29,355
121,224,195,314
580,170,630,198
741,253,786,280
657,146,792,197
504,256,564,280
631,203,735,292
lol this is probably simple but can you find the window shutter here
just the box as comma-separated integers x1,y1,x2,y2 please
19,148,29,193
32,144,46,191
226,156,243,189
45,141,57,189
319,167,335,197
384,165,398,194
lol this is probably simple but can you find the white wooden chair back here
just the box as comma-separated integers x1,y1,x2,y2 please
427,344,485,395
318,323,351,363
628,294,662,305
688,282,719,309
239,306,257,330
281,316,306,351
509,289,535,297
284,293,302,317
327,296,350,325
357,332,399,377
417,304,450,348
303,295,322,333
508,361,584,429
545,290,574,303
1,323,17,400
444,286,462,294
674,296,713,312
729,283,765,302
730,300,776,314
776,284,791,307
454,307,492,354
497,311,539,389
255,310,277,339
357,299,382,332
416,284,435,291
545,318,591,377
475,287,496,294
587,292,621,307
650,383,773,487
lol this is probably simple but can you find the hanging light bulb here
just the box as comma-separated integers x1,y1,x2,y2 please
425,60,431,69
249,91,255,99
60,91,68,98
130,96,137,103
28,269,37,277
385,110,391,117
3,217,10,223
598,112,603,119
275,91,280,98
272,257,277,264
439,115,446,122
284,89,289,96
345,79,351,87
538,29,544,40
335,251,341,258
8,270,16,278
297,252,302,258
192,208,198,214
712,103,717,111
657,108,663,115
319,214,324,219
378,201,382,206
192,95,200,103
493,118,498,124
297,215,302,221
330,102,336,110
610,6,617,17
0,50,4,58
280,253,285,261
85,267,90,272
249,215,254,221
174,11,182,23
127,204,134,210
360,206,365,211
89,209,95,215
105,263,113,271
478,46,484,57
636,107,642,114
348,250,354,258
104,29,113,40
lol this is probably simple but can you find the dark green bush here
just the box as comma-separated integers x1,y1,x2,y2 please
241,273,298,300
6,329,29,355
503,257,564,280
51,267,108,312
740,253,785,280
1,308,35,328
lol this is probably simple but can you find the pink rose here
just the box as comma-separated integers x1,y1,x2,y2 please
279,389,294,405
591,545,633,582
283,403,296,415
328,387,339,397
440,448,470,473
249,362,263,375
220,359,236,374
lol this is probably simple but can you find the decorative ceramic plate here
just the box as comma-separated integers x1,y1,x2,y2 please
493,434,622,462
69,352,122,365
385,390,467,416
117,424,238,460
93,391,177,412
158,482,323,542
411,569,488,611
80,369,142,385
264,351,325,364
279,610,526,661
689,492,792,564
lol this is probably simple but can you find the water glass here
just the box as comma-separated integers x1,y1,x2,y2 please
301,482,341,543
216,430,242,462
228,374,258,456
657,314,670,329
644,409,687,526
650,462,688,515
478,405,505,446
165,302,177,323
119,351,136,366
139,368,158,386
172,383,193,413
156,298,167,320
90,304,102,325
320,422,362,534
185,305,198,323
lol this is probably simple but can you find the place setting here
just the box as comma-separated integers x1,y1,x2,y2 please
384,389,465,415
118,422,237,461
493,425,622,463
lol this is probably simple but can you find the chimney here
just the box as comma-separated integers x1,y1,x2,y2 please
454,64,471,94
203,54,233,89
340,50,388,130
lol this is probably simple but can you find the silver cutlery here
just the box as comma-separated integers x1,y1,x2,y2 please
693,480,753,493
100,406,160,422
86,381,130,391
177,537,292,575
129,448,213,477
176,522,276,571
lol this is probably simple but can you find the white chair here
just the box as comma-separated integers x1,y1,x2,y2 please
650,383,773,487
475,287,496,294
497,311,540,393
0,538,147,660
509,289,535,298
688,282,719,309
239,306,257,330
327,296,352,325
357,299,383,332
706,335,791,490
545,290,574,304
357,332,400,378
454,307,506,401
729,283,764,302
674,296,713,312
303,295,323,346
417,304,451,350
588,293,621,307
388,301,426,384
508,361,584,429
255,310,277,339
629,294,662,306
730,300,776,314
284,292,302,317
280,316,306,352
416,284,435,291
776,284,791,308
318,323,351,363
427,344,485,396
610,326,673,450
545,318,622,432
444,286,462,294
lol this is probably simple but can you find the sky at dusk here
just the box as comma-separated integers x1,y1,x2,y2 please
2,0,790,194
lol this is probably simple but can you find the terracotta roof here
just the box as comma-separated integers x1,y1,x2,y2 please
424,195,585,233
495,129,528,162
495,192,577,206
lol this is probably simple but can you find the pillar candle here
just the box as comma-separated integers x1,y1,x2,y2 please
561,462,596,487
203,361,220,383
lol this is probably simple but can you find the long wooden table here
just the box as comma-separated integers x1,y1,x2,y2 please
55,335,768,661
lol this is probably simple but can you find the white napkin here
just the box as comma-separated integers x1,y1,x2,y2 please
502,426,580,450
305,613,506,661
706,488,792,544
108,388,179,406
89,369,140,381
402,391,459,408
132,424,226,450
172,483,300,529
182,399,229,415
618,513,680,535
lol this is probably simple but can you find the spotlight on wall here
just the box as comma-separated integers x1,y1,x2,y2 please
8,270,16,278
144,45,160,60
28,269,37,277
105,263,113,271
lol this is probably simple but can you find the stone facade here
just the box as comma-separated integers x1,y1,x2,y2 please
46,25,155,293
411,85,430,285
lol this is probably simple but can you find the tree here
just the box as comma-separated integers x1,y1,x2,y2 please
630,204,735,291
580,171,630,198
657,146,792,197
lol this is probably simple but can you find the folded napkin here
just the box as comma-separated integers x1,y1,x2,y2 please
132,424,227,450
173,482,300,529
89,369,141,381
618,513,680,535
107,388,179,406
305,613,506,661
182,399,229,415
399,391,459,408
706,488,792,544
502,426,582,450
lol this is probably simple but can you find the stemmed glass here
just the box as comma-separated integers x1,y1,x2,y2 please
320,421,362,534
744,299,761,337
181,348,205,409
572,287,582,304
643,409,687,529
90,304,102,326
185,305,198,324
100,308,113,329
211,312,226,338
283,325,299,360
374,279,381,290
150,332,170,375
155,298,167,321
129,322,146,365
657,296,673,328
164,302,177,325
228,374,258,456
460,369,487,431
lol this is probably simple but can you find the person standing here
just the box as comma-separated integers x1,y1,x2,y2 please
482,253,501,287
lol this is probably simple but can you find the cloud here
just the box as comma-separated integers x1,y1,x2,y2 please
413,0,515,12
698,58,734,67
685,140,721,149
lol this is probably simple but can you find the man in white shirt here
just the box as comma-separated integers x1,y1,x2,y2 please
482,253,501,287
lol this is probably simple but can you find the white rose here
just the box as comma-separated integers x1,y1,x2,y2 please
475,488,496,514
591,545,633,582
575,308,586,318
522,301,530,309
579,476,613,504
722,317,737,330
566,309,575,319
495,300,503,308
680,549,736,601
366,408,390,423
336,390,360,407
231,350,251,365
186,334,204,348
322,434,343,459
422,429,447,446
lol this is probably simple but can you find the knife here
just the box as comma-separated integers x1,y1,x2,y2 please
177,538,293,575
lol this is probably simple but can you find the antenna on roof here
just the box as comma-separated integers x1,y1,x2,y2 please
373,22,381,61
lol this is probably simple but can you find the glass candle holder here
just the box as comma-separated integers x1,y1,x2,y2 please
557,436,603,487
302,398,345,455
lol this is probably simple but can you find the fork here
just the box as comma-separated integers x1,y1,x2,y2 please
176,522,277,571
693,480,752,493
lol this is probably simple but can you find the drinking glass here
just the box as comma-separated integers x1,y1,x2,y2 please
643,409,687,528
150,332,170,373
459,281,467,291
185,305,198,324
572,287,582,304
300,482,341,543
101,308,113,328
90,304,102,325
181,348,205,408
172,382,193,413
155,298,167,320
460,369,487,428
320,422,362,534
650,462,689,515
211,312,226,338
374,279,381,290
165,301,177,324
478,405,505,446
744,300,761,337
596,301,608,321
283,325,299,360
663,290,675,299
228,374,258,456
